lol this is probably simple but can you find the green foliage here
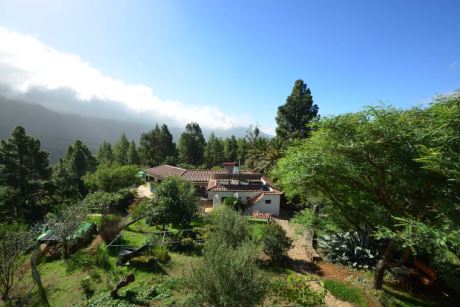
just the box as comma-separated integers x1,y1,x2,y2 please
126,140,140,165
318,231,380,269
80,276,95,299
210,206,250,248
245,133,286,174
99,214,122,243
187,237,267,307
50,159,81,204
145,176,198,228
178,122,206,165
97,141,114,164
276,79,319,140
0,126,51,221
323,279,367,307
113,133,130,165
262,222,292,262
83,164,141,192
139,124,177,166
95,244,112,270
223,135,238,162
204,132,224,167
222,196,246,212
273,274,325,306
153,245,170,263
66,251,95,273
83,188,135,213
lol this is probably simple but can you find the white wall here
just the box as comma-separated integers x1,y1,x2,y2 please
209,191,260,207
244,194,280,216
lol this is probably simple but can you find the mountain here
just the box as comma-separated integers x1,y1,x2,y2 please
0,97,251,163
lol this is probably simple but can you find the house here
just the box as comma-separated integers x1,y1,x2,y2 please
144,162,283,216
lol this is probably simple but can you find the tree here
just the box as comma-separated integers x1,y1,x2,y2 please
276,97,460,289
113,133,130,165
223,135,238,162
236,137,248,164
62,140,97,197
0,226,31,301
187,237,267,307
205,132,224,167
276,79,318,139
145,177,198,228
139,124,176,166
48,203,88,259
246,137,286,174
223,196,246,212
96,141,114,165
0,126,51,220
262,222,292,262
210,206,250,248
127,140,140,165
178,122,205,166
50,159,81,203
83,164,141,193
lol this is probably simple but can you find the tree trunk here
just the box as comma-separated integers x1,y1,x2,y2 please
111,274,135,298
373,240,395,289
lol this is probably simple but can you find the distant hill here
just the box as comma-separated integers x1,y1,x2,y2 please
0,97,251,163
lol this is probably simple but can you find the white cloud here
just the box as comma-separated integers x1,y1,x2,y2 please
0,26,250,130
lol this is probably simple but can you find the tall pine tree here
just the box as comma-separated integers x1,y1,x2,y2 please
223,135,238,162
178,122,206,166
139,124,176,166
205,132,224,167
127,140,141,165
276,79,318,139
97,141,114,164
113,133,130,165
0,126,51,220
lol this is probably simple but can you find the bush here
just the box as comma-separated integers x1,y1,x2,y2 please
262,222,292,262
187,237,267,306
66,251,95,273
80,276,95,299
95,243,112,270
323,279,366,307
273,275,325,306
83,189,135,213
210,206,250,248
223,196,246,211
153,245,170,263
317,231,380,269
100,214,121,243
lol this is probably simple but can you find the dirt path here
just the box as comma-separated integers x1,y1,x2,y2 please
274,218,313,263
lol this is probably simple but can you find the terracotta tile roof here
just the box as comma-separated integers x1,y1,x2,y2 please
145,165,186,179
182,170,226,182
208,184,265,192
207,179,218,190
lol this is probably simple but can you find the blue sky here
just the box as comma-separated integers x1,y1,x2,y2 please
0,0,459,133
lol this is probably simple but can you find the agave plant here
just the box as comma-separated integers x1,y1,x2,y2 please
317,231,380,269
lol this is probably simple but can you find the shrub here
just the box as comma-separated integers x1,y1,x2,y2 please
210,206,250,248
95,243,112,270
100,214,121,243
323,279,366,307
83,189,135,214
187,237,268,307
262,222,292,262
66,251,95,273
317,231,380,269
83,164,142,192
273,275,325,306
80,277,95,299
153,245,170,263
223,196,246,211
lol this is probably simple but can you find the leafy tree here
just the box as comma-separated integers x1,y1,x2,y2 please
139,124,176,166
62,140,97,196
113,133,130,165
276,79,318,139
223,135,238,162
96,141,114,165
276,96,460,289
262,222,292,262
223,196,246,212
236,137,248,164
83,164,141,193
50,159,81,203
178,122,205,166
48,203,88,259
82,188,135,213
0,126,51,220
145,177,198,228
205,132,224,167
127,140,140,165
0,226,31,302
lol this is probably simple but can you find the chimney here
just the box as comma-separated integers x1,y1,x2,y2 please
223,162,239,174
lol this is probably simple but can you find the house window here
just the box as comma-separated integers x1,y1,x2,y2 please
265,199,272,204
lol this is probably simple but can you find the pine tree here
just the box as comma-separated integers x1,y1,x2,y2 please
113,133,130,165
127,140,141,165
178,122,206,166
97,141,114,164
223,135,238,162
0,126,51,220
276,79,318,139
139,124,176,166
205,132,224,167
237,137,248,164
63,140,97,196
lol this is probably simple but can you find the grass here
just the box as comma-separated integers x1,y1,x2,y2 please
323,279,367,307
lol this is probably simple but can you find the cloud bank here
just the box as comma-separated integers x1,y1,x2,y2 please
0,27,250,130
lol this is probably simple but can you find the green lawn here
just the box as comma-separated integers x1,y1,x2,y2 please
323,279,367,307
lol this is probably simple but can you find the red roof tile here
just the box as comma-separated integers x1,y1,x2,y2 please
145,165,186,179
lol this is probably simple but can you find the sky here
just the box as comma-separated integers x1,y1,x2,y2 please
0,0,459,134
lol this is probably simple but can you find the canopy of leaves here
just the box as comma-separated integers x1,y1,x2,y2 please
139,124,177,167
145,176,198,228
83,164,141,193
262,222,292,262
178,122,205,166
82,188,135,213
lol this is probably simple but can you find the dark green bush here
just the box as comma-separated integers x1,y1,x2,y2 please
95,243,112,270
153,245,170,263
99,214,121,243
80,277,94,299
83,188,135,214
262,222,292,262
223,196,246,211
66,251,95,273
